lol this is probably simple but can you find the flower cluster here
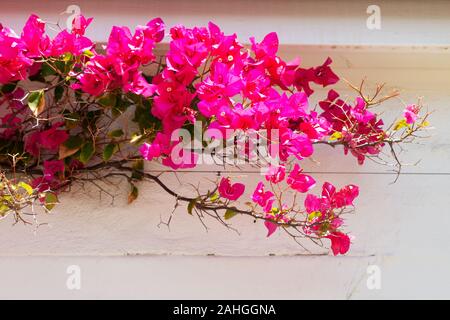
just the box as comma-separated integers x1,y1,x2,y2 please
304,182,359,255
0,15,430,255
73,17,164,97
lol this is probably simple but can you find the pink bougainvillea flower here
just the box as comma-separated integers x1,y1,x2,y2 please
139,143,160,161
304,181,359,228
145,17,165,43
263,198,275,213
51,29,94,56
277,128,314,161
72,71,108,96
162,151,198,170
321,181,336,199
72,56,112,96
69,159,84,171
1,87,26,110
218,177,245,201
264,206,289,237
318,89,385,165
196,62,243,117
264,219,278,237
294,67,315,96
106,25,133,58
166,25,209,72
0,113,21,139
310,57,339,87
107,21,163,65
294,57,338,96
71,15,93,36
250,32,279,59
351,97,374,124
25,124,69,156
327,231,351,256
123,72,156,97
404,104,419,124
322,181,359,209
304,194,322,214
24,131,41,157
51,15,94,56
162,153,198,169
72,17,164,98
334,184,359,208
152,81,196,126
241,68,271,102
21,14,51,58
265,165,286,184
0,24,33,84
302,182,359,243
39,125,69,150
230,104,258,130
252,182,274,207
161,139,198,169
139,134,166,162
287,164,316,193
43,160,65,181
31,177,51,193
140,132,172,161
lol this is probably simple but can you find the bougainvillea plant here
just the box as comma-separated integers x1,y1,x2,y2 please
0,15,431,255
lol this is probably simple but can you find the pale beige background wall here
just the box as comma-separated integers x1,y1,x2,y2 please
0,0,449,299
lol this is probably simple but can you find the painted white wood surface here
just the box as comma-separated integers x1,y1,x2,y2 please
2,0,450,45
0,46,447,257
2,255,450,299
0,0,449,299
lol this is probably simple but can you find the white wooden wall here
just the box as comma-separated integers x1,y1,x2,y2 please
1,0,449,299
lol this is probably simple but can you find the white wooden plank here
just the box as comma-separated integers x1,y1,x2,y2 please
2,0,450,45
0,173,448,257
1,254,450,299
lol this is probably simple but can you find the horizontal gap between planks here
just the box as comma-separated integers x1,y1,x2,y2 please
143,170,450,175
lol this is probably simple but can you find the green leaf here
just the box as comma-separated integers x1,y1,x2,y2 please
28,90,45,116
131,160,144,180
80,141,95,164
133,159,144,171
17,182,33,195
128,184,139,204
54,85,64,102
1,82,17,94
59,136,83,159
103,143,117,161
54,60,66,73
329,131,343,141
130,133,143,144
65,136,84,149
40,62,57,77
83,49,95,58
108,129,124,138
133,99,162,132
307,211,322,222
44,192,58,211
62,52,73,62
0,202,10,217
209,192,219,202
98,94,117,108
187,199,197,215
64,112,80,129
224,208,238,220
394,119,410,131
